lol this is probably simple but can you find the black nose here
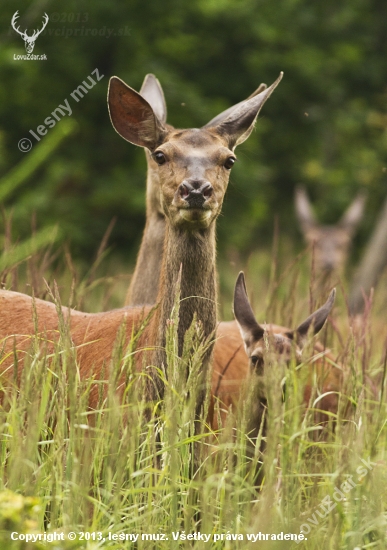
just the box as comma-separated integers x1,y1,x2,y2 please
178,181,213,208
323,261,335,272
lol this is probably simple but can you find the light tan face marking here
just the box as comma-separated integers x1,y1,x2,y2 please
152,129,235,230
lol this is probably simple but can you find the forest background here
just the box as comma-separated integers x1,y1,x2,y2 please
1,0,387,314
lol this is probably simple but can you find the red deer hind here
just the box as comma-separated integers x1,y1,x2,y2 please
0,73,283,408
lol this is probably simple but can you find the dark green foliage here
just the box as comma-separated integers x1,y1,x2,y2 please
0,0,386,264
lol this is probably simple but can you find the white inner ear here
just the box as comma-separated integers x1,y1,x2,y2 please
235,320,252,355
140,75,167,124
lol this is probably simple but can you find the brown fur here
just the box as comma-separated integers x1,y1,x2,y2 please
140,127,236,400
0,291,341,427
0,290,148,403
127,152,166,306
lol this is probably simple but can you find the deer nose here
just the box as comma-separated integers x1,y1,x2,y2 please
323,260,335,272
178,181,213,208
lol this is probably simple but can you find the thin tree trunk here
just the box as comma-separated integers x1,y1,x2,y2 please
349,196,387,315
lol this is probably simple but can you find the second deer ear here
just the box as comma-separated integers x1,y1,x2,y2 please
292,289,336,346
203,82,267,129
208,72,283,149
108,76,167,151
294,186,317,232
233,272,265,351
339,193,366,234
139,74,167,124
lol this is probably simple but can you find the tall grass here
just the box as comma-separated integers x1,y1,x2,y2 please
0,245,387,549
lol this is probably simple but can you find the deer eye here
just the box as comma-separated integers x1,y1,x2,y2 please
251,355,264,372
154,151,166,165
224,157,236,170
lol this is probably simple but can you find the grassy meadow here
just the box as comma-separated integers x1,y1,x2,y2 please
1,0,387,547
0,241,387,550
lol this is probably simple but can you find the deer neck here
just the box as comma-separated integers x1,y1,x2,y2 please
151,221,218,395
127,152,166,305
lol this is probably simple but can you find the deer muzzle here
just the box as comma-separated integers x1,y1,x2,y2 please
178,181,213,209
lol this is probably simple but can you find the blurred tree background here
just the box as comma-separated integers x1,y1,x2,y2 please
0,0,386,302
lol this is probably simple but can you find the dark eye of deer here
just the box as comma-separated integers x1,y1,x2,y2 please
154,151,166,165
224,157,236,169
251,355,263,369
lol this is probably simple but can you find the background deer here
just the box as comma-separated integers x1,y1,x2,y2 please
0,73,283,407
11,11,48,54
295,186,365,274
127,74,269,306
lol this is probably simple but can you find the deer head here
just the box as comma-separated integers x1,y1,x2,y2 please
233,272,336,379
137,74,269,220
108,73,283,233
11,11,48,54
127,75,272,306
295,187,366,273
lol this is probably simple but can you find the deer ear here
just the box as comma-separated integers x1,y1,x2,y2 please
209,73,283,149
108,76,167,151
139,74,167,124
294,289,336,346
295,186,317,232
339,193,366,234
203,83,267,129
233,272,265,351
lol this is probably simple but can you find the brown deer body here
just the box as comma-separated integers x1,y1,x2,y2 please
0,279,341,426
0,73,283,405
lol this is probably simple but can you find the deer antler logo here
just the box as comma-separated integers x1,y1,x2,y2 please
11,11,49,54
